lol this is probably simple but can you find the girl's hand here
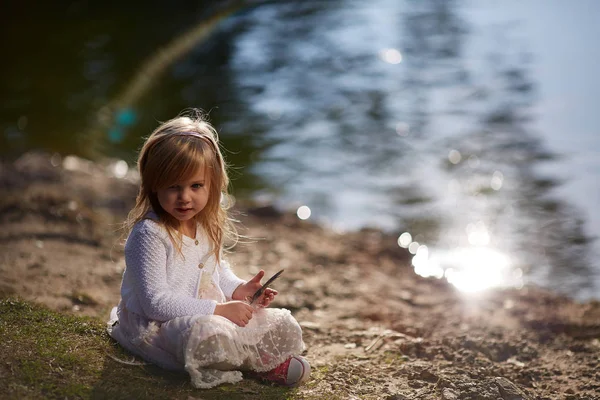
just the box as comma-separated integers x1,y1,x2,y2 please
256,287,278,308
214,301,254,327
231,270,278,307
232,270,265,301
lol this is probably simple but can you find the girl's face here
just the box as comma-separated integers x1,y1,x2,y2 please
156,168,210,229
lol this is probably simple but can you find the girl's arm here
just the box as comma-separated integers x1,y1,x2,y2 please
125,223,217,321
218,259,247,300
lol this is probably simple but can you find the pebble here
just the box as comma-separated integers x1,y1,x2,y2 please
299,321,321,330
441,388,459,400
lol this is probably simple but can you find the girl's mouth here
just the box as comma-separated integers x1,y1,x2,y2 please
175,208,193,213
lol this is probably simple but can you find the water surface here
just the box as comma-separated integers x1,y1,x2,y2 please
1,0,598,299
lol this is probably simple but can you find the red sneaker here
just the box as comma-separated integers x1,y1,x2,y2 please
259,356,311,387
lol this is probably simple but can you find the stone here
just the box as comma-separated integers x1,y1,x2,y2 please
494,377,529,400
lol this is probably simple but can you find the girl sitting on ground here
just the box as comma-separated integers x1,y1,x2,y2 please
107,111,310,388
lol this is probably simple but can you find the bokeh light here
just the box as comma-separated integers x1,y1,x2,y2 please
397,232,412,248
379,48,403,64
17,116,28,131
466,221,490,246
491,170,504,190
448,149,462,164
467,155,480,168
297,205,311,220
111,160,129,178
396,122,410,136
408,241,420,254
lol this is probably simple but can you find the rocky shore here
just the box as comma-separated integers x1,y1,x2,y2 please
1,152,599,399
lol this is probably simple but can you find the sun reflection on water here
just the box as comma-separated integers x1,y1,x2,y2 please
443,247,512,293
401,231,523,294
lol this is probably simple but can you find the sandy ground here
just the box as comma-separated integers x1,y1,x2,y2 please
1,152,600,399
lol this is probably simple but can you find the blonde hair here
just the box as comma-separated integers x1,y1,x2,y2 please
125,110,236,261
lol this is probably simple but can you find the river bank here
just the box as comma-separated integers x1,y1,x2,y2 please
1,152,599,399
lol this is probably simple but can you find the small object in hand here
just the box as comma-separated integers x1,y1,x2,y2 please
250,269,284,305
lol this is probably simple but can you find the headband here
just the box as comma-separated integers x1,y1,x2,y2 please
175,131,208,139
173,131,221,160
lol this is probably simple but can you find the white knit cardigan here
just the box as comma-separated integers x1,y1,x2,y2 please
119,217,246,322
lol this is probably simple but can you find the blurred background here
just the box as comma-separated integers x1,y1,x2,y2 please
1,0,599,300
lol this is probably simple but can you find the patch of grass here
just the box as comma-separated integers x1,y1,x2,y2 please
0,298,307,400
303,364,329,388
381,350,410,365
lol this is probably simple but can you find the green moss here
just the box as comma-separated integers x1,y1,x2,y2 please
381,350,409,365
0,298,308,400
303,365,328,388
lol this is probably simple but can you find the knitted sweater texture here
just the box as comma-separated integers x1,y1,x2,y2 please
120,218,246,322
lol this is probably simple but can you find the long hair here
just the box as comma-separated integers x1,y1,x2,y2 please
124,110,236,261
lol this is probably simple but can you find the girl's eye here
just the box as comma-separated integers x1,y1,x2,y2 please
192,183,204,189
168,185,179,190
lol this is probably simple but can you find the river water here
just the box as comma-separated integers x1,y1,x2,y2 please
1,0,598,299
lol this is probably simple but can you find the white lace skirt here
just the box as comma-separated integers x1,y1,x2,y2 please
108,305,305,388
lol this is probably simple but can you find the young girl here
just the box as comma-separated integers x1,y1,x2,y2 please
107,112,310,389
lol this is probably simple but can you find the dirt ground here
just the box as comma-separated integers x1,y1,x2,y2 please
1,152,600,399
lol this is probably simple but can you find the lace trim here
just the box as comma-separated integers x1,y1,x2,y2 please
184,308,305,388
130,320,161,346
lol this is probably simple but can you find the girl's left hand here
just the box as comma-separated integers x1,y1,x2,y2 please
257,287,278,308
232,270,278,307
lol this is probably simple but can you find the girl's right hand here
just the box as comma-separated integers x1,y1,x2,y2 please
214,301,254,327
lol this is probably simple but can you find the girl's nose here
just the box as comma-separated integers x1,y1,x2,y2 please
178,188,191,202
